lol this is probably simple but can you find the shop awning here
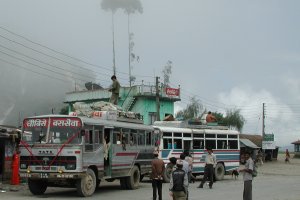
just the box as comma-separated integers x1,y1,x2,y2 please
240,139,260,149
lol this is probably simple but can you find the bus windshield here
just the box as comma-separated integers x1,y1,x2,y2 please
22,117,82,144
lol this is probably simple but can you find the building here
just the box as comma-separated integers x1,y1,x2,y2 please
240,134,279,161
64,84,181,125
291,140,300,158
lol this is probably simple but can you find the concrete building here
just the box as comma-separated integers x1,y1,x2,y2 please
64,84,181,125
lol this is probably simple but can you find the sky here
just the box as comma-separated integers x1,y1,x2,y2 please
0,0,300,147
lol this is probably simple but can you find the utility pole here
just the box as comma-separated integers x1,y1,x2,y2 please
262,103,266,157
156,76,160,121
112,12,116,75
128,14,132,87
262,103,265,138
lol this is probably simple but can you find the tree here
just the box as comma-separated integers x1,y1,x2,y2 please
222,109,245,132
176,97,203,120
59,106,69,115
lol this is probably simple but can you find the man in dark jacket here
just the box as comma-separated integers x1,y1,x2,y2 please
169,159,188,200
109,75,120,105
151,151,165,200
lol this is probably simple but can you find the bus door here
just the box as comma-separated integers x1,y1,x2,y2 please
104,127,113,177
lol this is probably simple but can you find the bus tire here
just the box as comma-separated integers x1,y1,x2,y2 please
76,168,97,197
126,166,140,189
214,163,225,181
163,163,173,183
28,179,47,195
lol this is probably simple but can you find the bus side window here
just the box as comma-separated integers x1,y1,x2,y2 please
85,129,94,151
228,140,238,149
146,132,151,145
174,139,182,149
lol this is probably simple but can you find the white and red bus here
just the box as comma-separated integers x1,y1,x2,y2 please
19,113,160,197
153,121,240,182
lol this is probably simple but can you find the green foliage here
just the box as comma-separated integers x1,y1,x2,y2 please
59,106,69,115
101,0,143,14
175,97,203,119
222,109,245,132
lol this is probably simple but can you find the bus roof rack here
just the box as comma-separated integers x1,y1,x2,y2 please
153,121,229,130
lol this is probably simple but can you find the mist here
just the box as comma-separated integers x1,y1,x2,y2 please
0,28,97,127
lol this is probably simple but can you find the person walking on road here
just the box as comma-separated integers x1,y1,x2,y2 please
169,159,189,200
197,147,216,189
151,151,165,200
109,75,120,105
240,151,254,200
285,149,290,163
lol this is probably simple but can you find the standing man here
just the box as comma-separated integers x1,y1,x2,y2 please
109,75,120,105
240,151,254,200
169,160,188,200
180,153,190,199
151,151,165,200
197,147,216,189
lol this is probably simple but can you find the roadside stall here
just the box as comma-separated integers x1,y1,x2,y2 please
0,126,20,183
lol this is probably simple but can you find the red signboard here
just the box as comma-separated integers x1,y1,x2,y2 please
166,88,180,96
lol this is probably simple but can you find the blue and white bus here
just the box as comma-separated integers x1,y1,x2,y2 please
153,121,240,182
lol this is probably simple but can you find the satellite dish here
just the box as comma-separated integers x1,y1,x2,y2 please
85,82,103,90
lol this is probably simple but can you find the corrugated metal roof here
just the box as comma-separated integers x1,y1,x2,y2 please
240,134,262,147
240,138,259,149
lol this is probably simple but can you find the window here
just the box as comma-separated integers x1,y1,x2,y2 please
149,112,156,125
113,128,122,144
174,132,182,137
228,140,238,149
194,133,204,138
205,134,216,138
84,127,94,151
217,134,227,138
183,133,191,138
174,138,182,149
193,139,204,149
163,132,172,137
205,140,216,149
146,131,151,145
130,130,137,146
228,135,238,138
163,139,171,149
138,131,145,145
217,140,227,149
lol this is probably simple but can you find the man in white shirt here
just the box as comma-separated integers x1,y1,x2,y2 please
197,147,216,189
240,151,254,200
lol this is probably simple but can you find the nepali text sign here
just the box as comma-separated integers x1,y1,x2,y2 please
262,134,275,149
166,88,180,96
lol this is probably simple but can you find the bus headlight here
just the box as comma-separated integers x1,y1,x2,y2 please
27,167,31,173
58,168,64,174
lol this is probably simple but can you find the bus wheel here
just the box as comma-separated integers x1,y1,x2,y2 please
28,179,47,195
163,163,173,183
77,168,97,197
214,163,225,181
126,166,140,189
